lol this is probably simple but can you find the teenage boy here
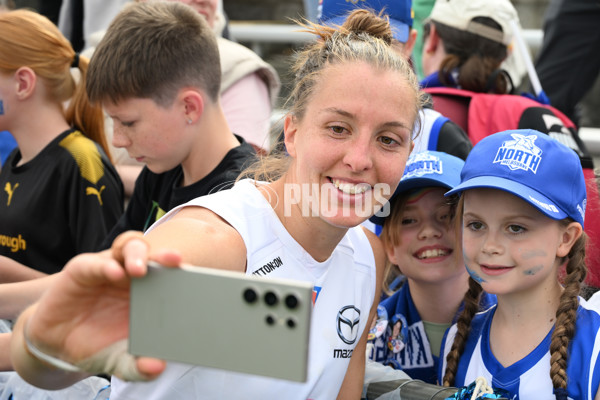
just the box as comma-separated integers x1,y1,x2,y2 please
90,2,257,249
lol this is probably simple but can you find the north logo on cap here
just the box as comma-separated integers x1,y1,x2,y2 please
528,195,559,215
493,133,542,173
402,152,443,181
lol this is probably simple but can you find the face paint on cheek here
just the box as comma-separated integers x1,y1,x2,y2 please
520,249,547,259
0,100,4,115
462,246,485,283
523,265,544,276
465,265,485,283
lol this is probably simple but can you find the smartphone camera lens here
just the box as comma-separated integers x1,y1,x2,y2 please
265,315,276,325
285,294,299,309
286,318,297,329
264,291,278,306
243,287,258,304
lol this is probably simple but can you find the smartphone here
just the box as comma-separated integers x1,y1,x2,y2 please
129,262,313,382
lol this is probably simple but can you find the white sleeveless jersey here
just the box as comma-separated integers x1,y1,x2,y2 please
439,299,600,400
110,179,377,400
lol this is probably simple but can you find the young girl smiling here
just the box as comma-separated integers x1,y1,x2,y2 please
440,129,600,400
369,150,494,383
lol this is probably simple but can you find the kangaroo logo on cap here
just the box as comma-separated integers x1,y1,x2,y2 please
493,133,542,173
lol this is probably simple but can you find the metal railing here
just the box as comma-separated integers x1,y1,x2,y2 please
229,22,545,55
232,22,599,160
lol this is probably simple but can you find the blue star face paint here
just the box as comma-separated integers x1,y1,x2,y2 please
466,265,485,283
523,265,543,276
464,251,485,283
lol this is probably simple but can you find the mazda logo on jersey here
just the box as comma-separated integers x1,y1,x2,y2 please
336,305,361,345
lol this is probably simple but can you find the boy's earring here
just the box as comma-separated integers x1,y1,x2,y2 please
187,118,193,125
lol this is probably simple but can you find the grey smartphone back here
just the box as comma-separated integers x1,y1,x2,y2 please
129,262,313,382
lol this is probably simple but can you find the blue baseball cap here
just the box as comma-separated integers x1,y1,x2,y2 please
370,151,465,225
446,129,587,228
318,0,413,43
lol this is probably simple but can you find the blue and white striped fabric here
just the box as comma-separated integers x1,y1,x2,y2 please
439,298,600,399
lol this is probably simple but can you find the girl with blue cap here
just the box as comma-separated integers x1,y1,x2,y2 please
369,150,494,384
440,129,599,400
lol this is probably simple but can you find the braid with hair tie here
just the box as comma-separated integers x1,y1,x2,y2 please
553,387,568,400
549,233,587,398
443,277,483,387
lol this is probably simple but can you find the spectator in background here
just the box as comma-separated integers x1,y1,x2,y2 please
57,0,130,52
411,0,435,80
0,0,16,169
176,0,281,152
410,0,526,86
535,0,600,127
420,0,517,93
0,9,123,275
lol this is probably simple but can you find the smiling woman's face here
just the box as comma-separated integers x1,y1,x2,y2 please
283,61,416,229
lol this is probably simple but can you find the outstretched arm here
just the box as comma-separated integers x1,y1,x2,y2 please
0,256,47,283
0,275,57,320
10,232,180,389
10,207,246,390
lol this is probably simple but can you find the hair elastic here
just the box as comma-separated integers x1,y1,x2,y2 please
71,53,80,69
485,68,514,94
553,387,568,400
23,321,82,372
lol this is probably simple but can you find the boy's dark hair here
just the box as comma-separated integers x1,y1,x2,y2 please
87,2,221,107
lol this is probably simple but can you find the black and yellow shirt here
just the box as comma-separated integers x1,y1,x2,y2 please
0,129,124,274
